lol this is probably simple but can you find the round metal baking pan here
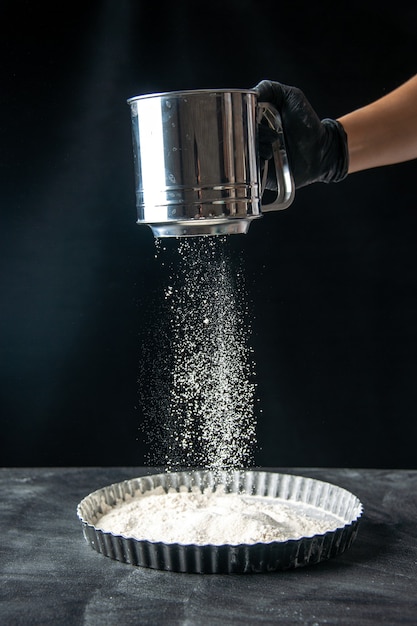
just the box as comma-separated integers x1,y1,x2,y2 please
76,470,363,574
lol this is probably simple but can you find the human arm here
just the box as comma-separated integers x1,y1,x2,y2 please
255,76,417,189
338,75,417,173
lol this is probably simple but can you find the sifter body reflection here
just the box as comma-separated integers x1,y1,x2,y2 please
127,89,294,237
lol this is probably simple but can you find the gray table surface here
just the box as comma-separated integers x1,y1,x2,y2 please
1,467,416,625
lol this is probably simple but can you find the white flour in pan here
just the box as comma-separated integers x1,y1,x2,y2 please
96,486,342,545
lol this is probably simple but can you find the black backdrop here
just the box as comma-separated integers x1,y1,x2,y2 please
1,0,416,468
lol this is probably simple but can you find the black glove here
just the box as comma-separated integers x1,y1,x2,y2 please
254,80,349,189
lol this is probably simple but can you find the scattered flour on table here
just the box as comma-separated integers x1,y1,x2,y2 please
96,486,342,545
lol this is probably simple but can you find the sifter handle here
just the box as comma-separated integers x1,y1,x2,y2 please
257,102,295,211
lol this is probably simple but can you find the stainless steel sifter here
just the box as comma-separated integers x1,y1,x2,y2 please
127,88,294,237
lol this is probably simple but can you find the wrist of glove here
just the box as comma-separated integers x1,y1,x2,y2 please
254,80,349,189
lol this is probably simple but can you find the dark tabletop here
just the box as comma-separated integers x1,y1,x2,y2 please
1,467,416,625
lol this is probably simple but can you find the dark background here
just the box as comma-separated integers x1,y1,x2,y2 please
1,0,416,468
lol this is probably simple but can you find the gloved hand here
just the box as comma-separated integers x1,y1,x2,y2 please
254,80,349,189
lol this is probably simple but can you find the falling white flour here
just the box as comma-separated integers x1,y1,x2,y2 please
96,486,342,545
139,237,258,472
